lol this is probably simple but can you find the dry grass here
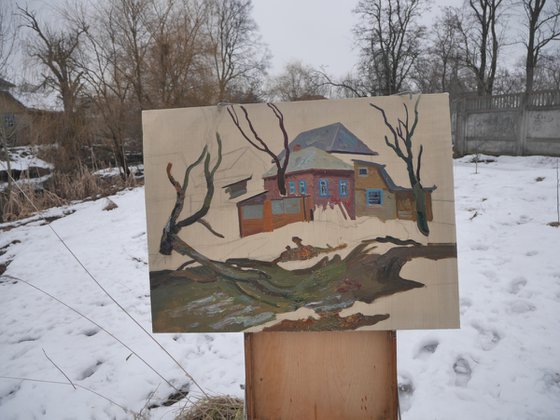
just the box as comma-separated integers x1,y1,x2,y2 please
1,170,141,222
176,396,244,420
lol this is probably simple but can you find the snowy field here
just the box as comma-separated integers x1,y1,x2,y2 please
1,155,559,419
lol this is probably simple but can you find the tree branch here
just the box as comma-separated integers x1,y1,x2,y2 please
197,218,224,238
416,144,423,182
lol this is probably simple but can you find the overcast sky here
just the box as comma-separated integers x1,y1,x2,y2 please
252,0,360,78
8,0,521,81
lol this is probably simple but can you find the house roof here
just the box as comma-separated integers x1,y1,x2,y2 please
352,160,437,192
236,190,268,205
263,147,353,178
0,77,15,90
10,86,63,112
0,91,26,111
221,175,252,189
278,122,377,159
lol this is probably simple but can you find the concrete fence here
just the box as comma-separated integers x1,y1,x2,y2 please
452,90,560,157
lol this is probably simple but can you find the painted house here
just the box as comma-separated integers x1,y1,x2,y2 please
278,122,377,159
235,123,435,238
353,160,435,222
237,147,356,237
236,192,308,238
264,146,355,218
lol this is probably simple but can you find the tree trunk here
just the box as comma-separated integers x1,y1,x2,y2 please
412,182,429,236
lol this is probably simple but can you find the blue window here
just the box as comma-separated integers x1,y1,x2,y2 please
366,189,383,206
298,180,306,194
339,180,348,197
3,113,15,128
358,167,368,176
288,181,296,194
319,179,329,197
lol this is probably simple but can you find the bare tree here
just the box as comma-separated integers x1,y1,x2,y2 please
160,133,223,256
412,8,476,98
80,5,135,177
19,6,87,116
159,133,269,282
206,0,269,102
143,0,211,107
353,0,427,96
536,49,560,88
227,103,290,195
370,96,430,236
267,61,329,101
0,3,17,77
455,0,504,95
521,0,560,94
19,6,90,171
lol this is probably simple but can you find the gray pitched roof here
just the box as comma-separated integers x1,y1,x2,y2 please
278,122,377,160
352,160,436,192
0,77,15,90
263,147,353,178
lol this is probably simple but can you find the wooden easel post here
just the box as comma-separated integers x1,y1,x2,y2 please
244,331,398,420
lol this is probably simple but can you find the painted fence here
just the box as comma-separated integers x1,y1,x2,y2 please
237,195,310,238
452,90,560,157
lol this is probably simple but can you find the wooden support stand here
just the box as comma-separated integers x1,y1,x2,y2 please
244,331,398,420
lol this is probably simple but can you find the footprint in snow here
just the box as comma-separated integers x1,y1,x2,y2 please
525,250,538,257
82,328,100,337
15,336,40,343
471,244,489,251
517,215,532,224
508,277,527,295
0,384,21,404
398,374,414,412
414,339,439,359
507,300,536,314
78,360,103,380
542,371,560,397
471,322,502,351
453,357,472,387
460,298,472,315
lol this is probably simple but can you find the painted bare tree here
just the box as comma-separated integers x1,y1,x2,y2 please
370,96,430,236
158,133,268,282
227,103,290,195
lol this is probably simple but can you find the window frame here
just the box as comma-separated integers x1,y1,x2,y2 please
298,179,306,195
288,181,296,195
366,188,383,207
339,179,349,197
319,178,329,197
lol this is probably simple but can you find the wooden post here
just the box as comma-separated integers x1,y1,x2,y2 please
244,331,398,420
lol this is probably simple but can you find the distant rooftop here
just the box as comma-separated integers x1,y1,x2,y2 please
0,77,15,91
278,122,377,160
11,85,63,112
263,147,353,178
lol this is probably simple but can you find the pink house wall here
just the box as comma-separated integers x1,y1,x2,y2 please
264,170,355,219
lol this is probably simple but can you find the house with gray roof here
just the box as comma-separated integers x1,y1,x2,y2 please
278,122,377,159
234,128,436,238
236,147,357,237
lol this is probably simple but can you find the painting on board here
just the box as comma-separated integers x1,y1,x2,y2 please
143,94,459,333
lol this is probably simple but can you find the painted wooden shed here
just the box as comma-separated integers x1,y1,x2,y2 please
353,160,435,222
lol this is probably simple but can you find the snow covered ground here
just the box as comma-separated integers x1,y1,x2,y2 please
1,155,559,419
